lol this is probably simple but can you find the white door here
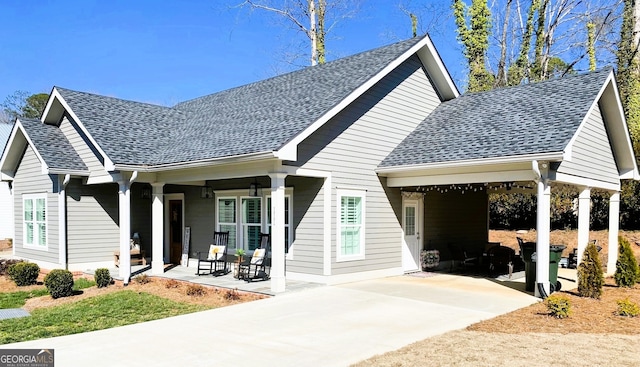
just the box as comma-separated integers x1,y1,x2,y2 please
402,200,421,272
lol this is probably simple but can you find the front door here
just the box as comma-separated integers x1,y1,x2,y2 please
402,199,421,272
169,200,183,264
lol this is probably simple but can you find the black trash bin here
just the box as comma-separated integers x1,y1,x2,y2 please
526,245,566,293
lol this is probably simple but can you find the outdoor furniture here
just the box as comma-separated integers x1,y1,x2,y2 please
487,245,515,277
195,231,230,276
114,248,146,267
447,243,478,272
238,233,270,282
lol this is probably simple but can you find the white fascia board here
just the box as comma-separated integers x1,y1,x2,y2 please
276,35,450,162
0,120,21,175
418,35,460,100
387,169,536,187
1,119,50,175
48,169,89,176
553,172,620,191
113,151,277,172
376,152,563,175
46,88,116,171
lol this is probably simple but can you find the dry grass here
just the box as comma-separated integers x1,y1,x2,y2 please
1,274,264,312
353,230,640,367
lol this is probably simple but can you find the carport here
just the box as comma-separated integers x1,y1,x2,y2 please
377,68,639,297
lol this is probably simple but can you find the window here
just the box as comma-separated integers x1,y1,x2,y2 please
242,198,262,250
217,198,237,249
23,194,47,248
337,190,365,261
267,195,292,253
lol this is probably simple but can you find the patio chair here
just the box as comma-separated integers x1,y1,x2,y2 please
487,245,516,277
447,243,478,272
195,231,230,276
238,233,270,282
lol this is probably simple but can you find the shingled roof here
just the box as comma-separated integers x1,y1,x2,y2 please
379,68,612,168
19,118,87,171
56,36,426,166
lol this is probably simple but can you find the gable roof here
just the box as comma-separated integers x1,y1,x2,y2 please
379,68,615,169
39,35,456,169
0,123,11,156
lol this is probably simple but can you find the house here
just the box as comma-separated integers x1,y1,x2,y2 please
0,123,14,246
0,35,637,296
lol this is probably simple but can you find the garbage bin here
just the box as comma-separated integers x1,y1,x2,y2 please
520,242,536,292
526,245,567,293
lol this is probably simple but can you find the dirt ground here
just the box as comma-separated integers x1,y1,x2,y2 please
0,275,264,312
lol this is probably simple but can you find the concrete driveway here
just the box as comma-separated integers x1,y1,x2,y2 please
2,274,538,367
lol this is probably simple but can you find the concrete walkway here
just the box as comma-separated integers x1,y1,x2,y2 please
2,274,539,367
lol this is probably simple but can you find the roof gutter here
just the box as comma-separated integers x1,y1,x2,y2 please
376,152,564,174
113,151,278,172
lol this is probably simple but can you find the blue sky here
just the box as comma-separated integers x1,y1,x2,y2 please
0,1,465,107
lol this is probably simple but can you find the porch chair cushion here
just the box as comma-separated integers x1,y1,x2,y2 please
250,248,266,265
207,245,226,261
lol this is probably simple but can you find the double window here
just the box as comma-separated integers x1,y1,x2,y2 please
216,190,292,253
337,189,365,261
23,194,47,248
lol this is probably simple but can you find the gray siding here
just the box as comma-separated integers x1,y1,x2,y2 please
13,145,59,264
423,190,488,259
556,104,619,184
59,116,110,180
296,55,441,275
130,183,152,256
66,181,119,263
286,176,325,275
183,185,215,257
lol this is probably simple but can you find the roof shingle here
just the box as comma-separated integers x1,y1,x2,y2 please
379,68,612,168
19,118,87,171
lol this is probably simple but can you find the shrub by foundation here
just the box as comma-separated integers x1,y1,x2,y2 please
8,262,40,286
577,241,604,299
615,236,639,287
186,284,207,297
224,288,240,301
133,274,150,284
94,268,112,288
545,293,572,319
616,298,640,317
164,279,180,289
44,269,75,299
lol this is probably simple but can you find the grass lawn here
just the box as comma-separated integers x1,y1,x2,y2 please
0,288,49,308
0,290,209,344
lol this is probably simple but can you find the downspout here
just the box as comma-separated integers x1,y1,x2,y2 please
59,174,71,269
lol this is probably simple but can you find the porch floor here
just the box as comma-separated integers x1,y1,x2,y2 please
98,259,324,296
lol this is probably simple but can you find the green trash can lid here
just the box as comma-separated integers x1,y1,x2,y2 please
550,245,566,251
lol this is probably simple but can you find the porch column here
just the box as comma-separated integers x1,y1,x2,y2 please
118,181,132,284
535,178,551,297
607,191,621,275
576,187,591,267
270,173,287,293
151,183,165,275
58,174,70,268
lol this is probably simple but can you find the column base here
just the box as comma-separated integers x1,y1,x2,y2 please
270,275,286,293
152,260,164,275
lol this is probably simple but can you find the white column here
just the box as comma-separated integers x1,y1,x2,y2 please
323,176,332,276
151,183,165,275
58,174,70,268
270,173,287,293
576,187,591,267
118,181,132,284
535,179,551,297
607,191,621,275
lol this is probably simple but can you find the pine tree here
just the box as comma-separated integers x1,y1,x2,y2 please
577,241,604,299
615,236,639,287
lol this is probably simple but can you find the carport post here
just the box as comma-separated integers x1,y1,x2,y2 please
576,187,591,267
535,179,551,297
151,183,165,275
607,191,620,275
270,173,287,293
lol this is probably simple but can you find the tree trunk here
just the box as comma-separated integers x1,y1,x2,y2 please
496,0,513,87
309,0,318,66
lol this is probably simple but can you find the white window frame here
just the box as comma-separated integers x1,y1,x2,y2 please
266,194,293,258
23,193,48,250
215,188,294,253
336,189,365,262
240,196,263,251
216,196,238,250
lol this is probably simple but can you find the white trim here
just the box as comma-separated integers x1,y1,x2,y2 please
401,197,423,273
336,188,366,262
552,172,620,191
376,152,564,174
216,196,238,250
387,169,536,187
22,193,48,251
240,196,263,251
58,174,70,267
115,151,277,172
277,35,455,162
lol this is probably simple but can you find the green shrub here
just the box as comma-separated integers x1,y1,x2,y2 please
616,298,640,317
615,236,639,287
545,293,572,319
43,269,74,299
8,262,40,286
94,268,112,288
577,241,604,299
